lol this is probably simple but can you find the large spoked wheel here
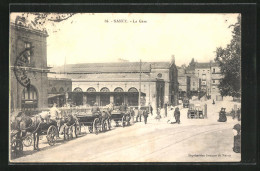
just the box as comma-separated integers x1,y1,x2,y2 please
23,134,32,147
47,125,57,146
11,139,23,158
93,118,101,135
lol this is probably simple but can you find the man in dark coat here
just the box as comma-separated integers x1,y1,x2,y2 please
218,108,227,122
150,105,153,116
143,109,149,124
174,107,181,124
91,103,100,115
233,124,241,153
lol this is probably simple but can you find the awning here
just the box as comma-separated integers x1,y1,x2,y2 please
68,91,146,96
48,93,65,99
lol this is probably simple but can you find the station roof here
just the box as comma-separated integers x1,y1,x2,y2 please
50,62,171,74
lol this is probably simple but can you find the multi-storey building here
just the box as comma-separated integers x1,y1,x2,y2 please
177,67,191,98
179,61,222,100
194,63,212,94
10,21,49,115
210,62,223,100
49,57,179,110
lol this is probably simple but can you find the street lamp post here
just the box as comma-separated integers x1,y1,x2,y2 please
139,59,142,110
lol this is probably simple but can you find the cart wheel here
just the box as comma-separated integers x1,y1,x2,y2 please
47,125,57,146
93,118,100,135
122,116,125,128
11,139,23,158
23,134,32,147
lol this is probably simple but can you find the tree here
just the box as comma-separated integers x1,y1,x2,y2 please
188,58,196,70
215,15,241,98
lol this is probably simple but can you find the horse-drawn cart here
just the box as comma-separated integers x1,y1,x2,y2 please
74,108,110,134
187,104,204,119
110,108,130,127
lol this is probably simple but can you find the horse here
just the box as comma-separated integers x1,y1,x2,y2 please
60,114,79,140
100,109,111,131
11,112,43,151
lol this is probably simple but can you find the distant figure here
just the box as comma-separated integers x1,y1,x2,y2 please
130,107,135,124
237,108,241,121
136,109,143,122
160,107,165,118
91,102,100,115
143,109,149,124
164,103,168,117
155,108,161,121
212,99,215,105
174,107,181,124
150,105,153,116
218,108,227,122
233,124,241,153
120,103,127,112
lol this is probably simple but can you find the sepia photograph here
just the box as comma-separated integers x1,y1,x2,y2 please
9,12,242,163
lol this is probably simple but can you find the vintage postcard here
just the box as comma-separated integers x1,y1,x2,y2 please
9,12,241,163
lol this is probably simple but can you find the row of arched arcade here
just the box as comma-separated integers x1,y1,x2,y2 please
68,87,146,107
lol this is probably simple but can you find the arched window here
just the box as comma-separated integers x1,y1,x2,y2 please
51,87,57,94
73,87,83,92
22,85,38,110
100,87,110,92
114,87,124,92
128,87,138,92
87,87,96,92
59,87,64,93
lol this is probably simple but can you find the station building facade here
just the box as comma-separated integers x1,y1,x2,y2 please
49,58,179,110
10,22,49,114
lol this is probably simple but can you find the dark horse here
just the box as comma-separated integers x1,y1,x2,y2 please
60,114,79,140
11,112,43,151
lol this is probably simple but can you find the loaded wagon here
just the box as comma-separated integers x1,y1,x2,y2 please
110,107,130,127
75,108,109,134
187,104,204,119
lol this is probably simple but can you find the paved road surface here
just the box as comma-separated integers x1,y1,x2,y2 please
11,107,240,162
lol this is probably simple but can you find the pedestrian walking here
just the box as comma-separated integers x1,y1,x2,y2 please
174,107,181,124
138,109,143,122
150,105,153,116
143,109,149,124
155,108,161,122
129,107,135,124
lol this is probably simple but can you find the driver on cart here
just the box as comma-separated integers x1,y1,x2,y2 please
119,103,127,112
92,102,101,115
49,103,62,126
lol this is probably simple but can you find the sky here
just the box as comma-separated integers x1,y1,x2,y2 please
10,13,239,67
